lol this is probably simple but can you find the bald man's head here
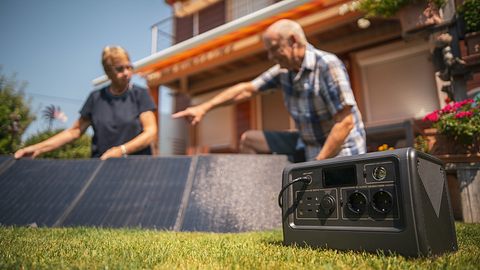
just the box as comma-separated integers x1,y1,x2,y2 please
263,19,307,46
262,19,307,70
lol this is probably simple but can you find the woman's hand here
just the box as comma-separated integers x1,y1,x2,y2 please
100,146,123,160
14,146,40,159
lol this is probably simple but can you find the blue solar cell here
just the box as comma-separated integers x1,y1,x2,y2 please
0,154,289,232
0,155,11,166
61,156,191,229
0,159,100,227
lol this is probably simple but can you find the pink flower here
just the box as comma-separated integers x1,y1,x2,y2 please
423,110,439,122
422,98,479,144
441,104,455,113
453,103,463,110
451,99,474,110
460,99,474,106
455,111,473,119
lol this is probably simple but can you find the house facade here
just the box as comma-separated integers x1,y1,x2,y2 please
94,0,479,155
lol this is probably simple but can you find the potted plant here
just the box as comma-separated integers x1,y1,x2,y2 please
420,97,480,223
458,0,480,62
422,97,480,155
357,0,447,33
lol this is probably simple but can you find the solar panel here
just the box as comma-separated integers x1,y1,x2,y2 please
0,155,11,167
61,156,192,229
0,156,13,174
180,154,288,232
1,154,290,232
0,159,100,227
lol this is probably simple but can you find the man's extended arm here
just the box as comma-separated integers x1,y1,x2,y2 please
172,82,257,125
315,106,355,160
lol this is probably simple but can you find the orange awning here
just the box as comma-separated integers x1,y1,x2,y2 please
137,0,335,75
93,0,353,86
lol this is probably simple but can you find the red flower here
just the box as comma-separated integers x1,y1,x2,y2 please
441,99,475,113
441,104,455,113
423,110,439,122
460,99,474,106
455,111,473,119
422,98,479,146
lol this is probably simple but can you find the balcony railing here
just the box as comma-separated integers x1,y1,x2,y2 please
151,16,174,54
150,0,278,54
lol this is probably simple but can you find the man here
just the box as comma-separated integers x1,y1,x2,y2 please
15,46,157,160
173,19,365,162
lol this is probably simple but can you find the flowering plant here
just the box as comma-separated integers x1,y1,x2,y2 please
423,97,480,145
356,0,446,18
377,144,395,151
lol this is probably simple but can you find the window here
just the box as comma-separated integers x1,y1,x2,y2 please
227,0,275,21
353,40,443,125
174,0,226,43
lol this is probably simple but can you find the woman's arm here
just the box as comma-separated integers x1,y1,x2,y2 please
99,110,157,160
14,117,91,159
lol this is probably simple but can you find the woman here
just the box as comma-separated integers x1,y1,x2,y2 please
14,46,157,160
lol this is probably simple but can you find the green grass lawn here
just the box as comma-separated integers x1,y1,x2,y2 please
1,223,479,269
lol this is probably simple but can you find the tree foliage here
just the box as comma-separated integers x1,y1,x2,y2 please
0,69,35,154
42,104,67,130
459,0,480,33
23,129,91,159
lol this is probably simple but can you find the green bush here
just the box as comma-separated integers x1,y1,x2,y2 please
23,128,91,159
459,0,480,33
0,69,35,154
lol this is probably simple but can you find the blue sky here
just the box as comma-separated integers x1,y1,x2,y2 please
0,0,172,139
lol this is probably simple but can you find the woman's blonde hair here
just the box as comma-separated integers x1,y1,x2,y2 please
101,46,130,73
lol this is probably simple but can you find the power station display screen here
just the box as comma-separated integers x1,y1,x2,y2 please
323,166,357,187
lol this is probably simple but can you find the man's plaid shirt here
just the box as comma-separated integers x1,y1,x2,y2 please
251,44,366,160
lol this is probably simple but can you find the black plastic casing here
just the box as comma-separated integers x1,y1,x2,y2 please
281,148,457,257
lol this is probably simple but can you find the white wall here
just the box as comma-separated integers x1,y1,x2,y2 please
354,40,445,125
192,89,235,149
